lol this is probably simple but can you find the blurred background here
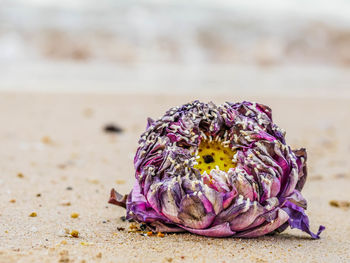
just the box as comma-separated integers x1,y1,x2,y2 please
1,0,350,96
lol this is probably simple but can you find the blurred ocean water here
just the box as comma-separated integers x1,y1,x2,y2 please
1,0,349,95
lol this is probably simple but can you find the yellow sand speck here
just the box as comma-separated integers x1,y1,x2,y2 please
29,212,37,217
70,230,79,238
71,213,79,218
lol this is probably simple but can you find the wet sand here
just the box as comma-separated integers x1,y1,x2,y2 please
0,92,349,263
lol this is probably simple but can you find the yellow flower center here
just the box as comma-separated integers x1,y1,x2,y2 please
193,140,237,174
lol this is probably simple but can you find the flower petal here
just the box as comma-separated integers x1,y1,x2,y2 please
178,193,215,229
235,209,289,238
283,201,325,239
181,223,235,237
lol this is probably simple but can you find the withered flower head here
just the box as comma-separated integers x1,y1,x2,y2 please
109,101,324,238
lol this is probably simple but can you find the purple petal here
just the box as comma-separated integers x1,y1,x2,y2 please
146,117,155,129
229,202,264,231
178,194,215,229
181,223,235,237
283,201,325,239
235,209,289,238
150,221,186,233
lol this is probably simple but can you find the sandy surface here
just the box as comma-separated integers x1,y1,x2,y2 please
0,92,349,263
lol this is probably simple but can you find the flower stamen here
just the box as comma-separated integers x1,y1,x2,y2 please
193,139,236,174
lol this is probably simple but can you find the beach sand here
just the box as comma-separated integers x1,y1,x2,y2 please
0,92,349,262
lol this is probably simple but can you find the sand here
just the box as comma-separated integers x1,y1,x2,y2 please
0,92,349,263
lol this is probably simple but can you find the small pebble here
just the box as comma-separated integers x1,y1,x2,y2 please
60,201,71,206
17,173,24,178
71,213,79,219
129,224,138,231
329,200,350,208
103,124,123,133
80,242,93,246
29,212,37,217
70,230,79,238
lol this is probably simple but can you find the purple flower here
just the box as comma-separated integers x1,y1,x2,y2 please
109,101,324,238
